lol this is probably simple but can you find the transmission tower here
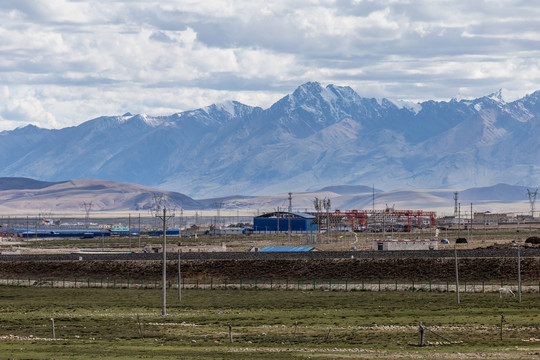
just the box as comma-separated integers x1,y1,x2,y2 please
81,201,93,228
288,192,293,212
527,188,538,218
214,201,223,228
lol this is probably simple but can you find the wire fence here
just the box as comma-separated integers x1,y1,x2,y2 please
1,277,539,293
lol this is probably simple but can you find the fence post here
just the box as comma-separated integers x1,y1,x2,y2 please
211,279,213,290
412,280,414,291
345,280,348,291
75,278,77,288
51,318,56,340
483,281,485,293
429,280,432,292
378,279,381,292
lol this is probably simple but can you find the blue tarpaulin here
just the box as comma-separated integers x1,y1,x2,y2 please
258,246,316,252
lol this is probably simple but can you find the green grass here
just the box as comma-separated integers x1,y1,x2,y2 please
0,287,539,359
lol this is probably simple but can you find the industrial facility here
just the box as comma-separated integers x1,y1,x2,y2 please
252,209,437,233
253,212,317,232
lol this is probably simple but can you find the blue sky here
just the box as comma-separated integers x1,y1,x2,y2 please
1,0,539,130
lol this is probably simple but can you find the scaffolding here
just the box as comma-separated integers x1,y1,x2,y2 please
315,209,437,232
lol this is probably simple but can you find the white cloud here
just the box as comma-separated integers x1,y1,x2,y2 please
1,95,58,128
0,0,539,130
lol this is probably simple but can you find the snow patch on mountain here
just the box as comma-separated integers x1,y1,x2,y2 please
388,99,422,114
212,101,237,117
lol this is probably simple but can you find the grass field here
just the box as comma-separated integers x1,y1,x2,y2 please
0,287,539,359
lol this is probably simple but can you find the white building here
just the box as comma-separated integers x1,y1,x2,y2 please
373,239,438,251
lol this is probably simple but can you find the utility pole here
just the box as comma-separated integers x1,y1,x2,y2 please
313,198,322,242
372,185,375,212
518,245,522,303
152,193,175,317
453,192,459,217
276,206,280,240
458,203,461,239
483,212,487,243
179,208,183,237
470,203,473,246
454,245,460,305
178,251,182,301
156,207,174,316
128,213,131,251
288,192,292,242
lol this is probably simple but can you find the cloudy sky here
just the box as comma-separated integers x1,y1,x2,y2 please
1,0,539,131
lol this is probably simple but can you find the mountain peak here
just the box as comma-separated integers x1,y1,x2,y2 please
488,89,505,103
296,81,323,91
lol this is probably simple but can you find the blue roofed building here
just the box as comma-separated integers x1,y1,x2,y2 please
253,211,318,233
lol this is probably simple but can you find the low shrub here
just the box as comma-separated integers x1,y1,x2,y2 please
525,236,540,244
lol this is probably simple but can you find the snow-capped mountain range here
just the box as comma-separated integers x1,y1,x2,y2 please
1,82,540,198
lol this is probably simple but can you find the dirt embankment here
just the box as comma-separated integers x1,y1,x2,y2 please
0,257,539,281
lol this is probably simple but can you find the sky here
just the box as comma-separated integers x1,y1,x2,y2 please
1,0,540,131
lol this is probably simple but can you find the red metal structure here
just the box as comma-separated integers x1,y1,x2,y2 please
319,209,437,232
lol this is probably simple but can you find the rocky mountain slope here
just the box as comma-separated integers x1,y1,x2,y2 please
1,82,539,198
